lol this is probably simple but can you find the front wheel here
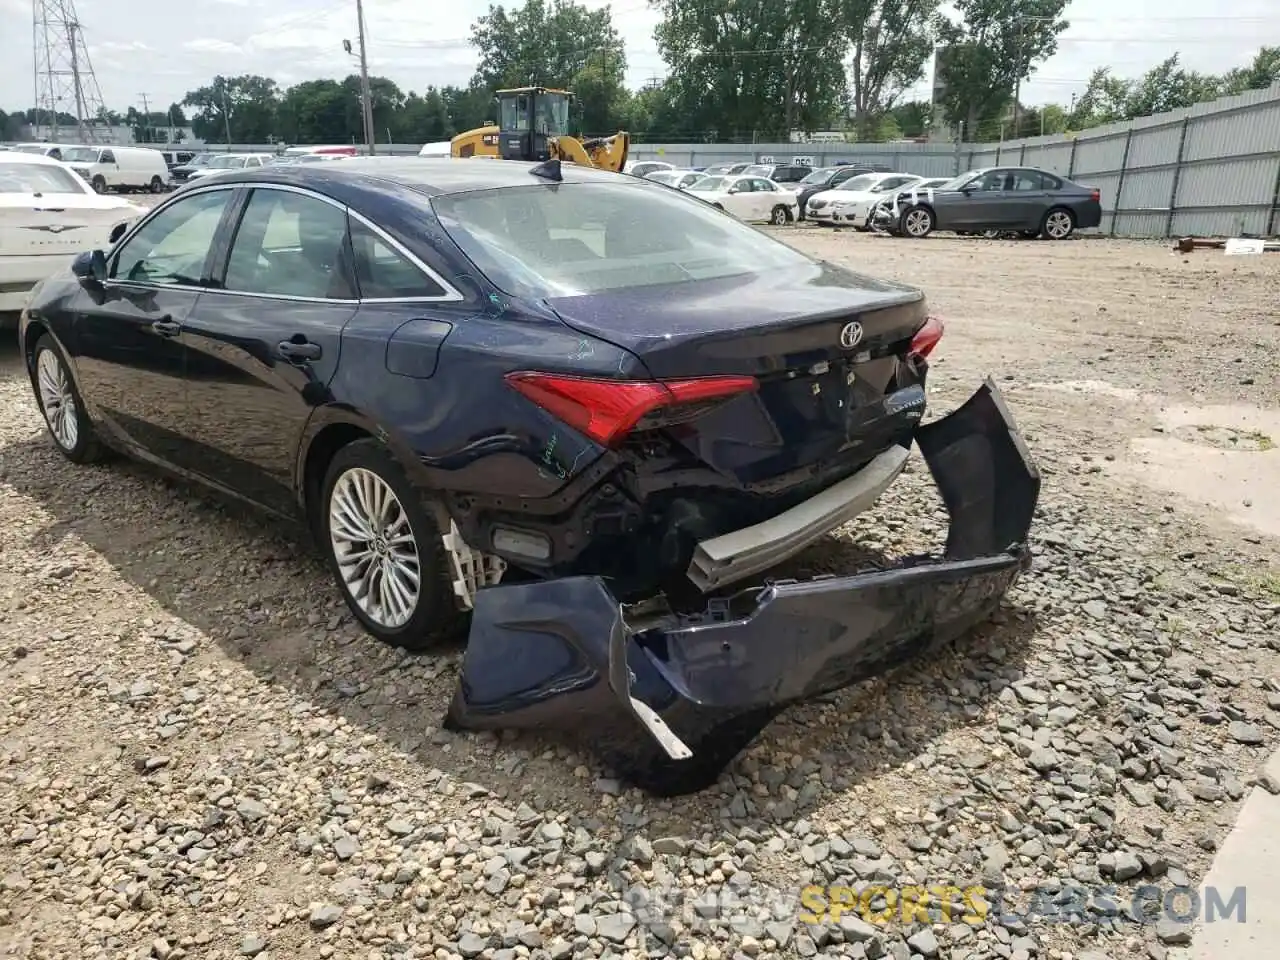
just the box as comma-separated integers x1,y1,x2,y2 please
1040,207,1075,240
90,175,107,193
769,205,791,226
320,439,465,650
31,335,104,464
149,176,164,193
901,205,934,238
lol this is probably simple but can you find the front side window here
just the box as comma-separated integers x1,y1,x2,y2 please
112,188,232,285
432,180,814,300
350,219,446,299
0,162,90,194
500,94,532,132
100,150,116,164
223,189,354,299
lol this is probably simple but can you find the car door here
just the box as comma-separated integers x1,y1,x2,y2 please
943,169,1006,229
724,178,757,219
178,185,359,517
70,185,237,467
751,178,783,217
1006,170,1052,229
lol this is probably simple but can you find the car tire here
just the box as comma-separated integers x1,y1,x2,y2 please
149,176,164,193
31,334,105,464
769,205,791,225
900,205,934,238
90,175,107,193
1040,207,1075,240
319,438,466,651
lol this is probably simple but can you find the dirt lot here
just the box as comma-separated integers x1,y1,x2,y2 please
1,232,1278,960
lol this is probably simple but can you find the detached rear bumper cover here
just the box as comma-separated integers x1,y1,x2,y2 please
446,380,1040,795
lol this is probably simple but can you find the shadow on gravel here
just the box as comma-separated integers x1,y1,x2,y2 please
3,429,1037,842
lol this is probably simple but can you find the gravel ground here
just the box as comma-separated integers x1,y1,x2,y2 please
2,232,1279,960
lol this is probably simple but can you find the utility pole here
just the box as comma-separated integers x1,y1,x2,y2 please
355,0,376,155
221,89,232,147
138,92,150,142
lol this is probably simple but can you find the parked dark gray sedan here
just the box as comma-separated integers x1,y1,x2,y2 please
883,166,1102,240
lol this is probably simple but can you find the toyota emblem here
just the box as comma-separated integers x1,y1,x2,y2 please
839,322,864,349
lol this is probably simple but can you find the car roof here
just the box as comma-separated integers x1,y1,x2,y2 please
214,157,645,198
1,150,67,166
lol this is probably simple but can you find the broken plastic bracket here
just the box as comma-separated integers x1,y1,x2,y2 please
441,520,507,610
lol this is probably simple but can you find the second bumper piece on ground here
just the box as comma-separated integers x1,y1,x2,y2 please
446,379,1041,795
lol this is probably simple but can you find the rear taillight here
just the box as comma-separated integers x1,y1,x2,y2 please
505,372,758,447
909,315,944,360
1090,188,1100,202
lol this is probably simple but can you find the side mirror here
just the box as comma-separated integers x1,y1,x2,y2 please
108,222,128,244
71,249,108,284
727,185,742,194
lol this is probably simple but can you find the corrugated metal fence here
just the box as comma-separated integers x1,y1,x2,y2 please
628,83,1280,238
965,83,1280,237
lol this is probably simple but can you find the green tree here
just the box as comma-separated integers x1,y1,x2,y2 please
278,79,351,143
887,99,933,137
1220,46,1280,94
1123,54,1221,118
933,0,1070,140
653,0,850,141
471,0,627,91
183,75,280,142
845,0,942,139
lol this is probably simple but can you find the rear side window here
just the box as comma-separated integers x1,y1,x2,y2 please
224,189,356,299
432,180,813,299
350,219,447,299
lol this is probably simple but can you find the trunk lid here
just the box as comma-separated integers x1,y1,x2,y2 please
0,194,139,258
545,261,933,484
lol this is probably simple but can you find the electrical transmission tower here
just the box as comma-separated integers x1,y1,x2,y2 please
32,0,109,143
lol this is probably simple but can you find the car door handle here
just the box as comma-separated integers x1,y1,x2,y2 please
278,340,322,362
151,318,182,337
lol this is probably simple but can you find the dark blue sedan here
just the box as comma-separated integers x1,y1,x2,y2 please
16,157,1040,794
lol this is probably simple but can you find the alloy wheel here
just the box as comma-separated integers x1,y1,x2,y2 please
328,467,421,629
904,209,931,237
1045,210,1073,239
36,349,80,451
770,206,788,225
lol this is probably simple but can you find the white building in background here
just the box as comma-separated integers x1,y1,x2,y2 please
16,122,202,146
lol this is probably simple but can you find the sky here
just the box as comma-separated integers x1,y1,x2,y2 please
0,0,1276,123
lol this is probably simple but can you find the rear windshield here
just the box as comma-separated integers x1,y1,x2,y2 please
432,181,813,299
0,162,88,194
800,168,835,185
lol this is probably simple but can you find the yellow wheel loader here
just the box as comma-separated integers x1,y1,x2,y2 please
449,87,630,172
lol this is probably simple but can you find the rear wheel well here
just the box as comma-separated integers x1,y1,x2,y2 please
302,423,373,532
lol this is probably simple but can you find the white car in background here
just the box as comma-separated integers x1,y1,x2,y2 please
0,153,145,315
685,174,799,225
645,169,705,190
807,172,916,225
827,174,949,229
185,153,274,181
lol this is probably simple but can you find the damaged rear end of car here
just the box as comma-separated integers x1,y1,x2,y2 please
432,175,1040,794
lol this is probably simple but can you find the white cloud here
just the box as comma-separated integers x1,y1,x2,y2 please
184,39,243,56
